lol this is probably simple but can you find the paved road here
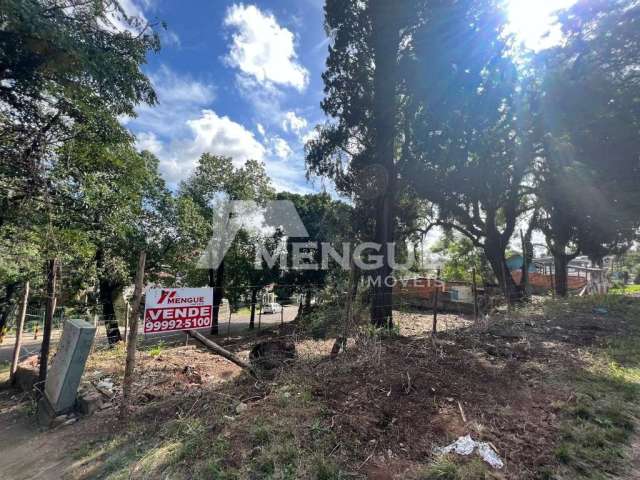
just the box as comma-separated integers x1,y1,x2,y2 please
0,305,298,364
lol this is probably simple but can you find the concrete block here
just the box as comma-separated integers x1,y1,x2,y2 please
77,391,103,415
13,365,38,393
43,318,96,415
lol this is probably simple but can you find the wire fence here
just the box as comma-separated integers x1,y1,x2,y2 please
0,277,504,366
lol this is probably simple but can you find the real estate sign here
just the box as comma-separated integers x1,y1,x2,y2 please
144,288,213,334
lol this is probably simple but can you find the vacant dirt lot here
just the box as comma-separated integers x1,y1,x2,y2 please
1,296,639,479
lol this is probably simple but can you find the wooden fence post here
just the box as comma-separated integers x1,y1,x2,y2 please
432,269,441,335
472,268,479,323
10,281,30,382
38,259,58,387
121,251,146,421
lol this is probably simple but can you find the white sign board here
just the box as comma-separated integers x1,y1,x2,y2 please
144,288,213,334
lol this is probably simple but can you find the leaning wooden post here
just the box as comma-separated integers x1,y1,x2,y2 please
121,251,146,421
472,268,479,323
432,269,441,335
38,259,59,387
10,281,30,382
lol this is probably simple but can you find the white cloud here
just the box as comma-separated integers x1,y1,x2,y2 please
134,109,266,184
256,123,266,136
269,137,293,160
160,29,181,48
150,65,215,105
224,4,309,91
186,110,266,165
301,128,319,145
130,65,215,137
135,131,163,155
282,111,308,134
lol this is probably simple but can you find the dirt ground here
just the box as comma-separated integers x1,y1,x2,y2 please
0,299,639,479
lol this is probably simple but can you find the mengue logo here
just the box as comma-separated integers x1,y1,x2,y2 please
157,290,205,305
196,200,418,276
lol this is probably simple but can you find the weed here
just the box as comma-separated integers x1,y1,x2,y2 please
311,455,343,479
418,455,492,480
146,340,166,357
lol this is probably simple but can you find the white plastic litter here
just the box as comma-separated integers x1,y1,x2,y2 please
435,435,504,469
96,379,114,391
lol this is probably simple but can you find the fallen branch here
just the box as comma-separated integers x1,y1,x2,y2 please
187,330,256,377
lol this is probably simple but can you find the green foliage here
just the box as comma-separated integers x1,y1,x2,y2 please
1,0,160,226
172,154,275,292
276,192,354,296
430,233,490,283
533,1,640,266
611,284,640,295
146,341,166,357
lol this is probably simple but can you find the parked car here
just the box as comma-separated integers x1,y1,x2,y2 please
262,302,283,314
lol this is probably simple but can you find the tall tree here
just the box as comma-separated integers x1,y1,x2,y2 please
177,154,273,334
0,0,160,226
403,0,531,300
53,142,172,343
532,0,640,294
307,0,424,327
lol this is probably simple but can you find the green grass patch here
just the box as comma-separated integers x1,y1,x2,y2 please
554,336,640,479
611,284,640,295
417,455,495,479
145,340,167,357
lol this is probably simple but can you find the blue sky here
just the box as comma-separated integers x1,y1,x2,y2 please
120,0,329,193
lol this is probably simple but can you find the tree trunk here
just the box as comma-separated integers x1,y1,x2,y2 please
484,245,519,302
520,229,529,296
0,282,19,342
95,247,121,345
295,296,303,320
553,252,569,297
370,0,400,329
187,330,255,377
209,261,224,335
39,259,58,385
99,279,122,345
121,251,146,421
249,287,258,330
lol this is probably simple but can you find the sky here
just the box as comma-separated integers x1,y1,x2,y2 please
120,0,328,194
120,0,574,197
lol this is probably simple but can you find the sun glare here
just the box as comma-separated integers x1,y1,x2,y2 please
506,0,579,51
